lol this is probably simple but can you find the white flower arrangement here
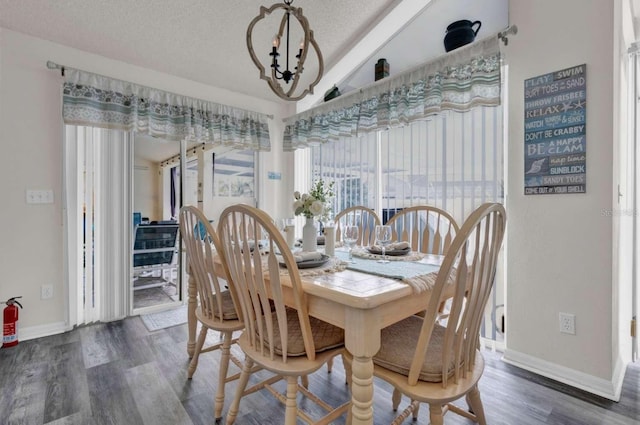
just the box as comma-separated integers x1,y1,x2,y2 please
293,180,335,220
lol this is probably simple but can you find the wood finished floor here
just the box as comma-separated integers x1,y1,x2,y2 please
1,316,639,425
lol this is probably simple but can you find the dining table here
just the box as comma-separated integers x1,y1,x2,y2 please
185,246,445,425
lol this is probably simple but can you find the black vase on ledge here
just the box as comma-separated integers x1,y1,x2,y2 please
323,85,341,102
444,19,482,52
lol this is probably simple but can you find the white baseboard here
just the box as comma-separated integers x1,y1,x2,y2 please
611,355,627,401
17,321,70,341
502,348,626,401
481,337,505,352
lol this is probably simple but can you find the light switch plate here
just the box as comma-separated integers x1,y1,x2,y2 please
26,190,54,204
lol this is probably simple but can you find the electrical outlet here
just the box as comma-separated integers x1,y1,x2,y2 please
559,312,575,335
41,284,53,300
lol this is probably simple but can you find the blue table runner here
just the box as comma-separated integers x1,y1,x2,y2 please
334,250,440,281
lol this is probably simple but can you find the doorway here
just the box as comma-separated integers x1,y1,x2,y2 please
131,135,191,313
65,128,259,323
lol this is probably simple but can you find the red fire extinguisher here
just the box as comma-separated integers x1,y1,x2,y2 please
2,296,23,348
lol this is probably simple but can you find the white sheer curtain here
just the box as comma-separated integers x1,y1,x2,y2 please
64,126,132,326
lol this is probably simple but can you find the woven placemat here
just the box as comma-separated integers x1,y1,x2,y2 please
351,247,426,262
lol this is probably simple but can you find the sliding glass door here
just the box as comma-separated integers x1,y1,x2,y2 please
130,140,258,313
65,127,260,322
131,135,185,313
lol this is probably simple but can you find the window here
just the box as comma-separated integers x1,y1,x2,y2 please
311,132,377,213
311,106,504,225
160,146,258,223
213,149,256,198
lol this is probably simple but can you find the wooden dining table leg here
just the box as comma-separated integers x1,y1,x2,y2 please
345,309,380,425
187,267,197,357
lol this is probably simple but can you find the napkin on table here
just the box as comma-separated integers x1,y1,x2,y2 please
293,251,323,262
369,241,410,251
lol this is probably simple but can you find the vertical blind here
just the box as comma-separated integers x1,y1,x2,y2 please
64,126,132,326
311,106,503,225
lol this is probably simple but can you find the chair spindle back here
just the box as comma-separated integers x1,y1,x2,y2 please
386,205,459,255
179,206,241,324
407,203,506,388
218,204,317,363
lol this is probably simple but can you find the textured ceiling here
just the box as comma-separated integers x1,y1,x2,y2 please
1,0,509,162
0,0,400,102
0,0,511,105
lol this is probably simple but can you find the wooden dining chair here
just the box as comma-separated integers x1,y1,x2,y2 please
386,205,459,255
218,204,351,425
343,203,506,425
178,206,245,422
334,205,381,247
386,205,461,346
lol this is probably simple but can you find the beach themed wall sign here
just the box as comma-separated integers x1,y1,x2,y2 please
524,64,586,195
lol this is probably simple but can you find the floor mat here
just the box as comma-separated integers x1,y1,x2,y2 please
133,285,177,309
140,305,188,331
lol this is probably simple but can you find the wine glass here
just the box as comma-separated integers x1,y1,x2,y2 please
375,225,392,263
343,225,359,263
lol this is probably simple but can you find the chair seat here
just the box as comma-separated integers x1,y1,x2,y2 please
197,289,239,321
240,332,344,377
374,350,485,405
373,315,458,382
266,307,344,356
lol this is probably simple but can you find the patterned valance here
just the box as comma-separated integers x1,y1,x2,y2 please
63,69,271,151
284,36,501,151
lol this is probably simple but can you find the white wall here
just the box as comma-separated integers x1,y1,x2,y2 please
0,28,289,335
260,116,296,221
504,0,627,400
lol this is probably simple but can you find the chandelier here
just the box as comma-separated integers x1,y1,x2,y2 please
246,0,324,101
